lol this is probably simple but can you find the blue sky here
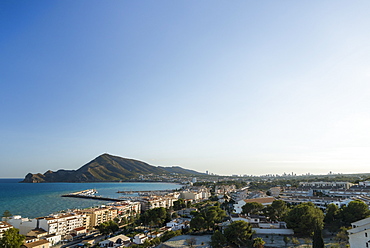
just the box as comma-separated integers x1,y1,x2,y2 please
1,1,370,177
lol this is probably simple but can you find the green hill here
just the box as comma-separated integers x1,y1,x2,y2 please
21,153,204,183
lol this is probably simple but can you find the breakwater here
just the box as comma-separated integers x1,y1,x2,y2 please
62,189,121,201
61,194,122,201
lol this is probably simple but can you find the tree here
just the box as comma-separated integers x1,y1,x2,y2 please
185,237,196,247
173,199,186,211
291,237,300,247
96,220,119,235
242,202,264,215
2,210,11,221
325,203,341,233
253,237,265,248
263,200,288,221
285,202,324,236
312,226,324,248
190,216,206,232
335,226,349,243
210,230,227,248
242,202,263,214
139,207,169,227
283,236,290,247
340,200,370,225
0,228,25,248
224,220,254,247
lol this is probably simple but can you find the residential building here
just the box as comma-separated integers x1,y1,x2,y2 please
299,181,353,189
234,197,275,214
111,201,141,218
139,194,178,211
348,217,370,248
82,207,118,230
37,213,85,236
26,228,48,239
21,239,50,248
166,218,190,231
133,234,148,244
99,234,131,247
41,234,61,246
0,221,12,238
6,216,38,235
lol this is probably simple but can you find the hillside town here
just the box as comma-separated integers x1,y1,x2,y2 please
2,176,370,248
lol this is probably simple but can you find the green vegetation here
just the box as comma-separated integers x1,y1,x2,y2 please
190,204,226,232
312,225,324,248
2,210,11,221
340,200,370,226
263,200,288,221
209,230,227,248
210,221,254,247
253,237,266,248
22,153,205,182
324,200,370,235
0,228,25,248
241,202,264,215
139,207,171,227
223,220,254,247
173,198,186,211
285,202,324,236
95,220,119,235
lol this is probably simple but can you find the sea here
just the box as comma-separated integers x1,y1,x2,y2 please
0,178,181,219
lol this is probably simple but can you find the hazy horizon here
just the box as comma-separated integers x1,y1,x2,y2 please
2,1,370,177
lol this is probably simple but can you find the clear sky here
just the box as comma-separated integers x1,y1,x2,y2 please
1,1,370,178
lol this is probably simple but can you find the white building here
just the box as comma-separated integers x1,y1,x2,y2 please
348,217,370,248
133,234,148,244
299,181,353,189
38,213,85,236
166,218,190,231
0,221,12,238
99,234,131,247
234,197,275,214
5,216,38,235
359,181,370,187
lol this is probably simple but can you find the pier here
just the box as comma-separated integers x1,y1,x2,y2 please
61,194,122,201
61,189,121,202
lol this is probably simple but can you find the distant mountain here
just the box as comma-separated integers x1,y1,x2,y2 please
159,166,204,176
21,153,204,183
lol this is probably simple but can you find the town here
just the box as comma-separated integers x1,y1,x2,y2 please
1,173,370,248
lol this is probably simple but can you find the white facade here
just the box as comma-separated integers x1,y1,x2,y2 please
299,181,353,189
0,221,12,238
166,218,190,231
99,234,130,247
42,234,62,246
348,217,370,248
38,213,85,235
5,216,38,235
359,181,370,187
133,234,148,244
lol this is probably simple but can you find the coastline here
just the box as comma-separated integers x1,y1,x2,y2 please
0,180,181,218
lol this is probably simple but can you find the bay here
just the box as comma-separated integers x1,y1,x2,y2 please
0,179,181,218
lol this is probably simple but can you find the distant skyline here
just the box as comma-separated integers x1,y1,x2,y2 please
2,1,370,178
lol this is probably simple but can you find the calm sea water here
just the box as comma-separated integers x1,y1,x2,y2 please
0,179,181,218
